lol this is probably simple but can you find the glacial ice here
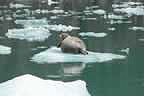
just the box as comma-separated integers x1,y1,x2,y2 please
31,47,126,64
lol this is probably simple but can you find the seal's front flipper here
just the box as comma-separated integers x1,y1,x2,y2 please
57,42,61,48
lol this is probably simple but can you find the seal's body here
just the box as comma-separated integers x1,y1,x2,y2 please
58,33,88,55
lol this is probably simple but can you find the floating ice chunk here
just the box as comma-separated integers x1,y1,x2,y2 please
31,47,126,64
15,18,48,28
10,3,31,9
48,0,59,5
129,26,144,31
79,32,107,37
93,9,106,15
108,27,116,31
104,14,125,20
112,2,142,8
85,6,99,10
49,9,64,14
108,20,131,24
138,38,144,41
45,24,80,32
0,45,11,55
120,48,130,55
114,7,144,16
35,9,64,14
126,2,142,5
82,18,97,20
6,28,50,42
0,74,91,96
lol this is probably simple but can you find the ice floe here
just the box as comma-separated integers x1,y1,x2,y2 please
15,19,79,32
0,74,91,96
120,48,130,55
108,27,116,31
31,47,126,64
45,24,80,32
114,7,144,16
15,18,48,28
129,26,144,31
10,3,31,9
108,20,131,24
6,28,50,42
104,14,125,20
138,38,144,41
113,2,144,16
48,0,59,5
35,9,64,14
112,2,143,8
79,32,107,37
0,45,11,55
82,18,97,20
93,9,106,15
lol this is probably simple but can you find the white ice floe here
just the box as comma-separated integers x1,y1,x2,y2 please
82,18,97,20
10,3,31,9
35,9,64,14
129,26,144,31
85,6,99,10
15,18,48,28
79,32,107,37
138,38,144,41
31,47,126,64
104,14,125,20
48,0,59,5
45,24,80,32
108,20,131,24
120,48,130,55
0,45,11,55
15,19,79,32
93,9,106,15
6,28,50,42
114,7,144,16
112,2,143,8
108,27,116,31
0,74,90,96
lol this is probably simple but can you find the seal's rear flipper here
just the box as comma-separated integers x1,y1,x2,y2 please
79,49,88,55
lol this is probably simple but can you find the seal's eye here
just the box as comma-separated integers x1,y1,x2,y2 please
60,33,69,40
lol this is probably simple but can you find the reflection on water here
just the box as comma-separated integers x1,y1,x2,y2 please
0,0,144,96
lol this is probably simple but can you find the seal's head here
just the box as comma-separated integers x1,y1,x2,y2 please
59,33,69,41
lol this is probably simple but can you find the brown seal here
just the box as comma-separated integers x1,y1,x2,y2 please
57,33,88,55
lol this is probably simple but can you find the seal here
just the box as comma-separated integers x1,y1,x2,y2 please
57,33,88,55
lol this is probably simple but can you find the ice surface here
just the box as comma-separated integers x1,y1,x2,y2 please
31,47,126,64
15,19,79,32
79,32,107,37
6,28,50,42
120,48,130,55
105,14,125,20
48,0,59,5
45,24,80,32
0,45,11,55
93,9,106,15
129,26,144,31
9,3,31,9
113,2,144,16
35,9,64,14
15,18,48,28
0,74,91,96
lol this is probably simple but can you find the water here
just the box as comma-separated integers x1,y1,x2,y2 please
0,0,144,96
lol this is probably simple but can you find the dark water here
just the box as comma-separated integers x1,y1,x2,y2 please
0,0,144,96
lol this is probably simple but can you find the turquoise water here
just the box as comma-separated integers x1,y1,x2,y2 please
0,0,144,96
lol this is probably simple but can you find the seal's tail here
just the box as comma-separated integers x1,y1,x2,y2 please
79,49,88,55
